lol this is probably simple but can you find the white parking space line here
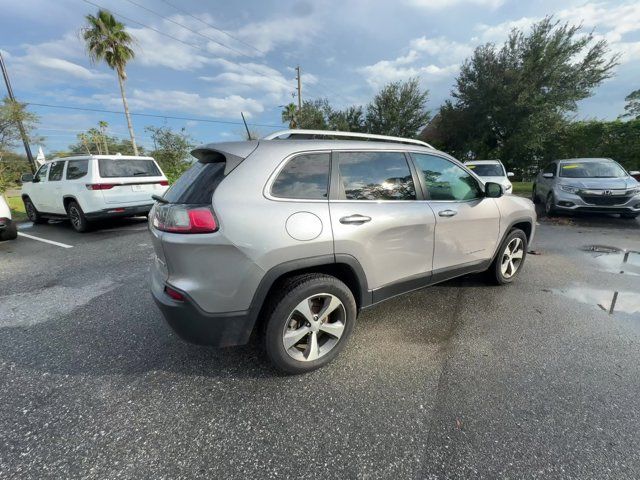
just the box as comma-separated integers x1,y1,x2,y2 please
17,232,74,249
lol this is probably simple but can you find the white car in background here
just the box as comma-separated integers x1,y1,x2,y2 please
465,160,514,194
0,194,18,241
21,155,168,232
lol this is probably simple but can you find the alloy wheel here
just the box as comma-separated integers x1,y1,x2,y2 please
69,207,80,229
282,293,346,362
26,202,36,221
501,237,524,279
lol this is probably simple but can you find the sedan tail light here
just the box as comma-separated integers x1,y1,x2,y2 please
152,203,218,234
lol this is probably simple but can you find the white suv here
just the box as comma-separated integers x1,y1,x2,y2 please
21,155,168,232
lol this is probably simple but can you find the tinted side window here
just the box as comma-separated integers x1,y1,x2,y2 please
543,163,556,174
337,151,416,200
35,164,49,182
48,161,65,181
412,153,482,201
271,153,330,199
66,160,89,180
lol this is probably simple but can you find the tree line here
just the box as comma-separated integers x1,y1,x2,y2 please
282,17,639,176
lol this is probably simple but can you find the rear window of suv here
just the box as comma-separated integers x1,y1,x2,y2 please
271,153,330,199
98,158,160,178
162,161,225,204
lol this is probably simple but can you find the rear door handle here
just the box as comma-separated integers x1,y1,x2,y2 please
438,209,458,218
339,214,372,225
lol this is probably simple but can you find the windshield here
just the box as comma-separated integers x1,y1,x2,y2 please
559,161,627,178
466,163,505,177
98,159,161,178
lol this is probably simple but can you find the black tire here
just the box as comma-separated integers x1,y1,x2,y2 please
264,273,357,374
23,197,46,224
531,185,540,204
66,201,90,233
0,222,18,241
544,192,557,217
488,228,528,285
621,212,639,219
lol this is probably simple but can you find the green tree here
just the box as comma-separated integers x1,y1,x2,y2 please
0,98,39,188
281,103,298,128
82,9,139,155
328,105,365,132
621,89,640,120
434,17,619,168
297,99,330,130
146,126,194,183
365,78,430,138
98,120,109,154
0,97,39,158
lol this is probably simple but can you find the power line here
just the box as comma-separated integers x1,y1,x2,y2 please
159,0,268,57
156,1,352,105
25,102,283,128
88,0,352,105
83,0,296,93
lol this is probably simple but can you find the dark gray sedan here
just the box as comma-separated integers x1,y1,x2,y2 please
532,158,640,219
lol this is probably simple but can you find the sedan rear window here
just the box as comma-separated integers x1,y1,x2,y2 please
98,159,160,178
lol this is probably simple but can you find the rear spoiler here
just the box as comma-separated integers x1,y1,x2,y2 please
190,140,259,175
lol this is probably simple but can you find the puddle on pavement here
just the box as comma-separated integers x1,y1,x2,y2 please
553,286,640,316
581,245,640,277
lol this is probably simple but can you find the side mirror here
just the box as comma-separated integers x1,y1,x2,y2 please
507,172,515,178
542,172,554,179
485,182,503,198
21,173,34,183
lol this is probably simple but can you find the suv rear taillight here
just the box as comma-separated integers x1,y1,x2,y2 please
86,183,117,190
152,204,218,234
159,180,169,186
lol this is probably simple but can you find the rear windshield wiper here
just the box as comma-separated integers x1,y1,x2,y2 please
152,194,168,203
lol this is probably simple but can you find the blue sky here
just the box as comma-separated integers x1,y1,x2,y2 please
1,0,639,154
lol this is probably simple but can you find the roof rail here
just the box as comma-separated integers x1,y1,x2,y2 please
263,129,434,149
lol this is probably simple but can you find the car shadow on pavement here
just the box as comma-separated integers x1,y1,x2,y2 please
0,286,280,380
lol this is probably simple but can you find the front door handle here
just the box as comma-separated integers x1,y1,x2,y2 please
438,209,458,218
340,214,372,225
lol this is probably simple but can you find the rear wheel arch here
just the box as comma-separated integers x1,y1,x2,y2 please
63,195,80,211
249,255,369,335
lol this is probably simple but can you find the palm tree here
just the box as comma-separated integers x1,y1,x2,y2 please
98,120,109,154
82,10,138,155
281,103,298,129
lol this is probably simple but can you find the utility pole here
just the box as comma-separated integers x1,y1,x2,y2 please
295,65,302,112
0,51,36,173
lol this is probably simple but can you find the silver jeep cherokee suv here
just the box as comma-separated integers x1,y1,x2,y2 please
149,130,536,373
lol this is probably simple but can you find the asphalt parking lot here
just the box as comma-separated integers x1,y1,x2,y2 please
1,212,639,479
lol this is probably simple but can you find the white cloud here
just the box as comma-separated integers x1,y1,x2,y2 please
556,1,640,62
93,89,264,119
405,0,504,10
474,17,537,43
410,36,473,62
235,15,319,53
359,35,463,90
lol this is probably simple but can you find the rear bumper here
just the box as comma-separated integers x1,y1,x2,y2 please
85,203,153,220
151,276,254,347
